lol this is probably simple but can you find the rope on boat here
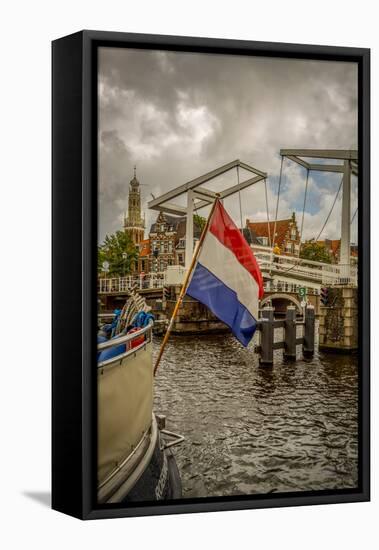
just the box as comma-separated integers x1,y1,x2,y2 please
113,287,152,336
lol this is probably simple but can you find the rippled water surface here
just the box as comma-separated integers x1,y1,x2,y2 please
154,325,358,498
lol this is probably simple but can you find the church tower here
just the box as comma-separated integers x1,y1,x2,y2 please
124,166,145,245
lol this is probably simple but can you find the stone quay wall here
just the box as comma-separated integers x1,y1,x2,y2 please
319,286,358,352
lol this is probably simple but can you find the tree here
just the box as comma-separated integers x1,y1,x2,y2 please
98,231,138,277
193,214,206,232
300,240,332,264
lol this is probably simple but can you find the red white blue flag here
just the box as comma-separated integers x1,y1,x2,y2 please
186,200,264,347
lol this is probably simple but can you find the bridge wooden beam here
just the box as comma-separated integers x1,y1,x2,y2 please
147,159,240,210
308,163,344,173
280,149,358,161
220,174,265,200
148,202,187,216
147,159,268,212
238,161,267,178
192,186,217,200
286,155,311,170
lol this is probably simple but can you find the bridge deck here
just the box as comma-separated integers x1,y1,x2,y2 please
98,248,357,296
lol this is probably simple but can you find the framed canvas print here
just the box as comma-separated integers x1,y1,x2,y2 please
52,30,370,519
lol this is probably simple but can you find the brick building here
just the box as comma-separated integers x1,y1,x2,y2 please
148,211,177,272
136,212,202,274
246,212,301,255
138,238,151,273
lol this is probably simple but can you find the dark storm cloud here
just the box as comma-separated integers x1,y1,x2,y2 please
98,47,358,243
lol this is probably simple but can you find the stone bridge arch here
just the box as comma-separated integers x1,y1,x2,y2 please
261,293,303,314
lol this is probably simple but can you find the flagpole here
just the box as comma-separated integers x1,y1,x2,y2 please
153,196,220,376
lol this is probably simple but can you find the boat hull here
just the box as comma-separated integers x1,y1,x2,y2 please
122,430,182,502
97,324,182,503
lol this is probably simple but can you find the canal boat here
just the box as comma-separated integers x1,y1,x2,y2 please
97,290,183,504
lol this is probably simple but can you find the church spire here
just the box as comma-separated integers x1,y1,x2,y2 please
124,164,145,245
130,164,139,190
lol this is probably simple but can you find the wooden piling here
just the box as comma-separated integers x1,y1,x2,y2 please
284,305,297,360
260,306,274,365
303,305,315,356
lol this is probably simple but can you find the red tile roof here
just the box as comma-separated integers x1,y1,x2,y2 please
246,219,295,248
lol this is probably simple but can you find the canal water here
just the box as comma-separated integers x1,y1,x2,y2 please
153,324,358,498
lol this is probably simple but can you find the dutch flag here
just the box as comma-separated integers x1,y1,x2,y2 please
186,200,264,347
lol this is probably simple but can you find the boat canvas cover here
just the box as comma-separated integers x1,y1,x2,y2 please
186,200,264,347
98,340,153,483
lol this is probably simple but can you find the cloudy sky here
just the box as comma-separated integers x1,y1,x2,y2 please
98,47,358,245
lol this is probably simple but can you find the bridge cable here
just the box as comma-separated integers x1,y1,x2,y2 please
237,163,271,248
275,167,310,275
263,177,272,248
314,175,343,242
350,207,358,225
299,168,310,254
245,174,272,247
272,155,284,252
276,172,344,276
237,164,243,233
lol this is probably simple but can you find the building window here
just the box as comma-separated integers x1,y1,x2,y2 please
257,236,268,246
291,228,297,240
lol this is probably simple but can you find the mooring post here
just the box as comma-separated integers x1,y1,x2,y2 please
303,304,315,356
284,305,297,360
260,305,274,365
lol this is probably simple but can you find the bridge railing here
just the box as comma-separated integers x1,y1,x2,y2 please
320,263,357,286
263,280,319,295
98,254,357,295
251,246,357,286
98,273,165,293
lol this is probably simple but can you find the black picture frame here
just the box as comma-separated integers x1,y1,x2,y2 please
52,30,370,520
